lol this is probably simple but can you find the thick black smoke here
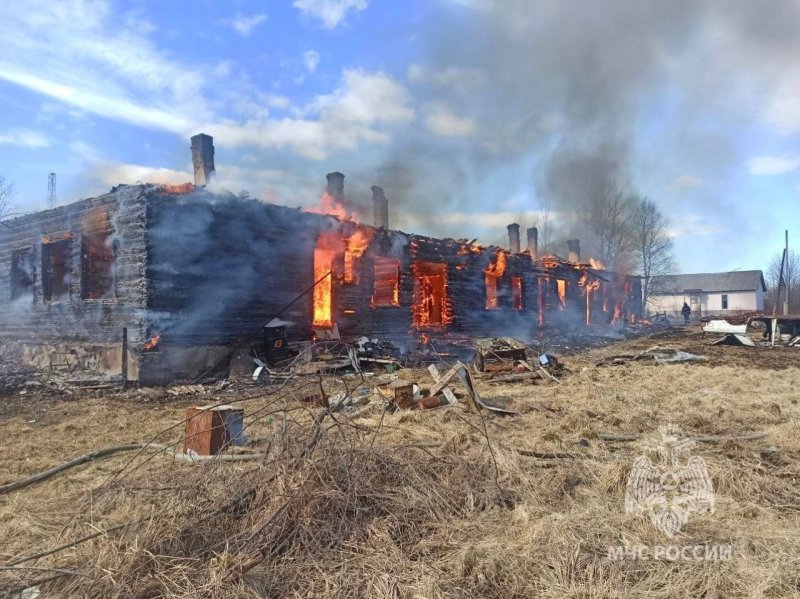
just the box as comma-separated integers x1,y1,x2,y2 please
365,0,800,256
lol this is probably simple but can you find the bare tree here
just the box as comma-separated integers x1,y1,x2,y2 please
580,180,635,270
0,176,14,221
633,196,675,310
765,249,800,313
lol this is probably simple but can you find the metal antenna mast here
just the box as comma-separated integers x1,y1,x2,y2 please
47,172,56,208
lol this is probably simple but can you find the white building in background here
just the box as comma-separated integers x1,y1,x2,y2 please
646,271,766,318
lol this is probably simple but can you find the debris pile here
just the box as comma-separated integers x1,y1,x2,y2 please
596,346,706,366
703,316,800,348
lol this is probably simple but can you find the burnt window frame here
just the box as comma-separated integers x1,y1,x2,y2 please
511,276,524,310
81,231,117,300
10,247,35,302
371,256,401,307
41,238,72,303
411,261,452,328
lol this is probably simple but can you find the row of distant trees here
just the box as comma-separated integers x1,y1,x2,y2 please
549,179,797,314
580,182,676,308
533,180,676,308
764,249,800,313
0,176,12,221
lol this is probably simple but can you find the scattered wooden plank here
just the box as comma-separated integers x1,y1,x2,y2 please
537,366,562,384
456,363,519,416
427,364,458,405
428,363,463,397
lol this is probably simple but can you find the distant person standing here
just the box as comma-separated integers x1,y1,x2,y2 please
681,302,691,323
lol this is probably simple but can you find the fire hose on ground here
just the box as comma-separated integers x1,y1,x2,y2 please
0,443,265,495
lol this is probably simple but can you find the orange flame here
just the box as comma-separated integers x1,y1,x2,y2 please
312,231,344,328
588,258,605,270
484,251,507,310
306,192,358,221
161,183,195,194
576,270,602,324
511,276,523,310
412,262,452,329
144,332,161,350
371,257,400,307
41,232,74,244
457,241,482,255
485,251,507,277
343,228,373,284
556,280,566,310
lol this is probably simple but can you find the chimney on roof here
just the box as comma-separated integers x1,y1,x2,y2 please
190,133,215,187
507,223,521,253
372,186,389,229
527,227,538,260
326,172,345,202
567,239,581,263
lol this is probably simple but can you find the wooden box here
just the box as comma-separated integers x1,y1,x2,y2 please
184,405,243,455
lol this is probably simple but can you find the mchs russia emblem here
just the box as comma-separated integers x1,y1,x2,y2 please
625,424,715,537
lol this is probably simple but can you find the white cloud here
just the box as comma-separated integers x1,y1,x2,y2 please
265,94,293,110
668,174,705,190
747,154,800,175
213,60,235,78
441,0,495,11
0,68,192,133
425,104,476,137
293,0,368,29
224,13,268,37
0,2,409,163
0,128,49,148
202,70,414,160
0,1,208,132
89,163,193,188
666,214,725,238
303,49,320,73
312,70,414,124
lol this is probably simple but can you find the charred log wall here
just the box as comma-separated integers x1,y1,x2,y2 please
336,235,546,340
337,229,412,338
144,192,332,347
0,185,149,344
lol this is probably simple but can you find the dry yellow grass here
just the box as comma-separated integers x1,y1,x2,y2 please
1,328,799,598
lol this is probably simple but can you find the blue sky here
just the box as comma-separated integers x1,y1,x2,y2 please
0,0,798,275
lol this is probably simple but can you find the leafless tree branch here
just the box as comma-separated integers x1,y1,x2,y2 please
579,179,635,270
633,196,676,309
766,249,800,313
0,176,15,222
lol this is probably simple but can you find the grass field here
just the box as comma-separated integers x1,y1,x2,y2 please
1,326,799,598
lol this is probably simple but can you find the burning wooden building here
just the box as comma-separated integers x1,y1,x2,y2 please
0,135,641,384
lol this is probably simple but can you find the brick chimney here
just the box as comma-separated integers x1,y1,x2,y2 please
527,227,538,259
372,186,389,229
190,134,215,186
326,172,345,202
567,239,581,263
507,223,521,253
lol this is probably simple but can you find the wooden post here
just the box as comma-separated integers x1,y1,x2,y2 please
784,230,790,315
121,327,128,390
